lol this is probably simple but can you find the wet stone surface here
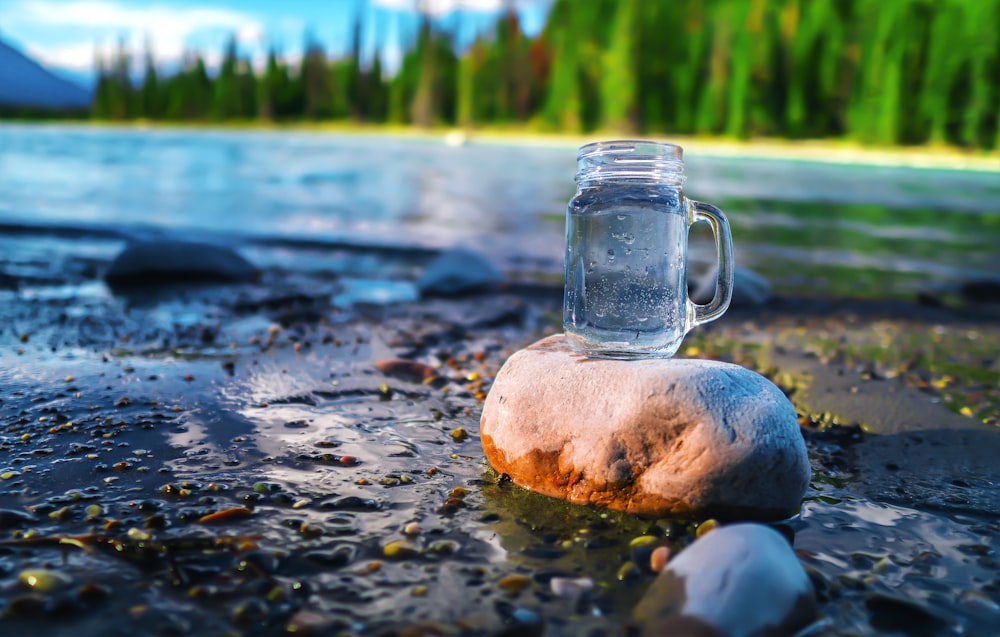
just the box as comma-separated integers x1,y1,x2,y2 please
1,255,999,636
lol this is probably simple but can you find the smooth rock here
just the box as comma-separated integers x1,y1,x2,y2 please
692,265,771,307
634,524,816,637
104,239,259,287
959,279,1000,304
480,334,809,519
416,247,502,297
0,271,19,290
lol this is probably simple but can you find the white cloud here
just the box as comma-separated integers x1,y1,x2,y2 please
8,0,264,71
373,0,508,17
25,40,106,71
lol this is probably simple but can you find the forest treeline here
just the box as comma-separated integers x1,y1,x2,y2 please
90,0,1000,149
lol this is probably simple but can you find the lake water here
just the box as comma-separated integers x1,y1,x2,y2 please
1,123,997,297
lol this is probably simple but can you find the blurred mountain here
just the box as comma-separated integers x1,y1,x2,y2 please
0,38,91,110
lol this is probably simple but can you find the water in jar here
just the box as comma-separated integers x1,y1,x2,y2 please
563,186,687,358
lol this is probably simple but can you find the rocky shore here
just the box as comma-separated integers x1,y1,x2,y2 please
0,240,998,636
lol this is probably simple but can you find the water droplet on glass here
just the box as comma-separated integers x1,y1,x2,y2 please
622,233,635,245
607,249,615,262
616,215,626,221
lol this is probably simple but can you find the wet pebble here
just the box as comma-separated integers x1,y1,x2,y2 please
253,481,282,494
695,519,719,538
634,524,816,637
649,546,671,573
19,568,74,592
496,606,543,637
959,589,1000,614
521,546,565,560
629,535,658,548
375,358,439,382
75,582,113,605
865,594,950,635
428,540,459,556
199,507,252,524
3,594,49,618
383,539,421,559
550,576,594,599
321,496,380,511
305,544,356,568
232,597,270,625
498,574,532,594
617,561,641,583
237,551,282,576
0,508,35,529
403,522,422,535
285,609,347,635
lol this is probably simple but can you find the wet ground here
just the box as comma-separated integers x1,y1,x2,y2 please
1,239,999,636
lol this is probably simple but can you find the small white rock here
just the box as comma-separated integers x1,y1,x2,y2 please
550,577,594,599
634,524,816,637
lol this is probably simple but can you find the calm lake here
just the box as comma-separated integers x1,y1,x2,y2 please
1,123,997,298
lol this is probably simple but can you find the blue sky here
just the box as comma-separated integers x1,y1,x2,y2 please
0,0,551,85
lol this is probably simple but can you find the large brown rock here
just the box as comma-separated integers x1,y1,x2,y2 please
480,334,809,520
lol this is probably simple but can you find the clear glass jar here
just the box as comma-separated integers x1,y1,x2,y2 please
563,140,734,359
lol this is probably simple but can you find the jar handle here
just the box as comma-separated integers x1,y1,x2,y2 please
688,200,734,328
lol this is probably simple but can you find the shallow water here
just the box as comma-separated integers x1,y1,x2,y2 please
1,124,998,296
1,125,999,635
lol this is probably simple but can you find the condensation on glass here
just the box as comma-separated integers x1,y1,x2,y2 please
563,140,734,359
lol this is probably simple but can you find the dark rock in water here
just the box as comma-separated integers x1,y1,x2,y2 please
960,279,1000,304
417,247,502,297
864,594,950,636
0,508,35,529
0,271,19,290
692,266,771,308
104,240,259,288
634,524,817,637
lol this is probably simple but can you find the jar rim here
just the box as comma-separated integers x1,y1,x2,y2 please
576,140,685,185
577,139,684,161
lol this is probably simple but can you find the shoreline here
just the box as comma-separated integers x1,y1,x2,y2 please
4,119,999,173
1,230,998,635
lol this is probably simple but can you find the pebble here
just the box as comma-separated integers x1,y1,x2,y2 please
19,569,74,592
649,546,671,573
383,540,421,559
284,609,343,635
416,247,502,297
375,359,439,382
498,574,532,594
634,524,816,637
550,577,594,599
198,507,252,524
403,522,422,535
103,239,259,288
0,508,35,529
696,519,719,538
630,535,659,548
617,561,641,582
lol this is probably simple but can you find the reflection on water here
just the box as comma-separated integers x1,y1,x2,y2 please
1,123,997,297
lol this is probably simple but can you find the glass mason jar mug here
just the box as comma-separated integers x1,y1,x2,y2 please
563,140,734,359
